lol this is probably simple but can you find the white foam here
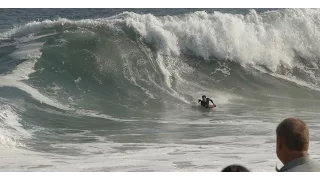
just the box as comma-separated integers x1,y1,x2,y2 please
0,139,278,171
74,77,82,84
214,64,231,76
119,9,320,73
0,105,30,137
0,104,28,148
0,135,25,148
0,111,309,171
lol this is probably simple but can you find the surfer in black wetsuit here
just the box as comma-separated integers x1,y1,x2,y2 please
198,95,216,108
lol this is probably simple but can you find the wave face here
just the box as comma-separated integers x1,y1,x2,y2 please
1,9,320,171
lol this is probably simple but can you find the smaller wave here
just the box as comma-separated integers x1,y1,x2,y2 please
0,39,73,110
0,58,71,111
74,109,140,122
253,66,320,92
0,18,103,39
0,78,72,110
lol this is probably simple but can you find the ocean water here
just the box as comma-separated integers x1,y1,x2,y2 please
1,8,320,172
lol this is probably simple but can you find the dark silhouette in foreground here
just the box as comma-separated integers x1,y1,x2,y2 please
221,164,250,172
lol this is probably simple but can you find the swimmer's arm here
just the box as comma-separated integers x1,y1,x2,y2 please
210,99,217,107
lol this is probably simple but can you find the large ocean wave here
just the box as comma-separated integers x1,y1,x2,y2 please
2,9,320,149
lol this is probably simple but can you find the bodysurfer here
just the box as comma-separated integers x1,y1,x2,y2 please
198,95,216,108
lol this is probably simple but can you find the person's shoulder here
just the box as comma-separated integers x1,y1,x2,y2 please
308,159,320,171
284,159,320,172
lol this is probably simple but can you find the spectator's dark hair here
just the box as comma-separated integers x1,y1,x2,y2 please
202,95,206,98
221,164,249,172
276,118,309,151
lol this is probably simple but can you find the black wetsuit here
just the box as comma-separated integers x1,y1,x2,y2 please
198,98,215,108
